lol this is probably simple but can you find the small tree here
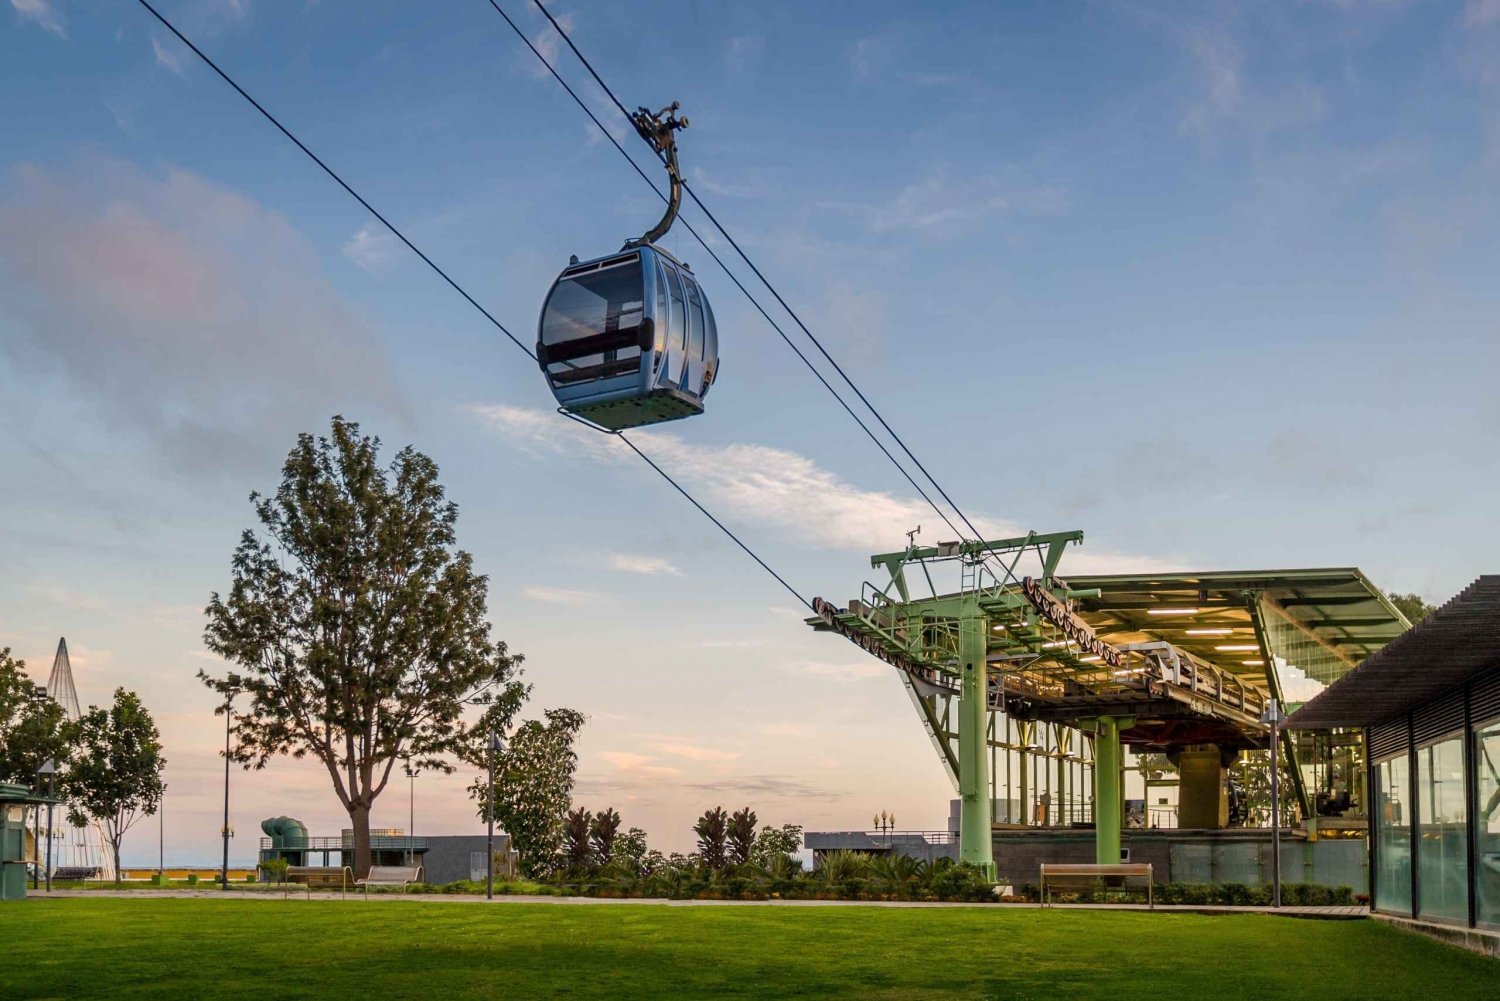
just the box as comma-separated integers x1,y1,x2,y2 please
727,807,757,866
202,417,528,877
591,807,622,867
64,689,165,882
616,826,649,873
471,707,585,878
750,823,803,868
562,807,593,872
1388,591,1437,625
694,807,728,870
0,648,73,785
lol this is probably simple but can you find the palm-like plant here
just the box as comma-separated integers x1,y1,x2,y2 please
815,849,870,886
561,807,593,874
868,852,927,897
694,807,729,870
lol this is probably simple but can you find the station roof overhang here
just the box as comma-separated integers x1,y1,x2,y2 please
1288,575,1500,730
1063,567,1411,685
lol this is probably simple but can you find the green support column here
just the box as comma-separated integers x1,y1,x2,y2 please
957,608,996,881
1090,717,1132,865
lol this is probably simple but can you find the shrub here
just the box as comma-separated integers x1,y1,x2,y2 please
186,873,199,886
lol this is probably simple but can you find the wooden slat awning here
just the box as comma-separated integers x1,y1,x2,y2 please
1288,575,1500,729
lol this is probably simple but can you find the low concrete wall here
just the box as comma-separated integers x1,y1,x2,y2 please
422,835,518,884
1374,913,1500,958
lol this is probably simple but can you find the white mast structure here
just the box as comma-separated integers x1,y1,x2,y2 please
43,638,114,880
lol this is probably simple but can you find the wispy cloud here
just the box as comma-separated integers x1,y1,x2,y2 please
521,584,596,605
0,159,405,474
11,0,65,37
1468,0,1500,24
725,34,763,74
647,740,742,763
599,750,682,781
826,172,1065,235
469,407,1172,573
151,32,186,75
607,553,682,576
785,659,888,683
470,403,1007,551
342,222,397,272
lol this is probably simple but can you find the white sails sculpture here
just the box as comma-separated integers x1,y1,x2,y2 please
42,638,114,880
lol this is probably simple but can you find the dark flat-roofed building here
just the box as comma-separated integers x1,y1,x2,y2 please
1290,575,1500,955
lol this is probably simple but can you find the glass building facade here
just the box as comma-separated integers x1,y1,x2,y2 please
1367,668,1500,930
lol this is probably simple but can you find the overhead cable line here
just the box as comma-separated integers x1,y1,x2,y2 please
481,0,977,550
131,0,812,612
513,0,1020,582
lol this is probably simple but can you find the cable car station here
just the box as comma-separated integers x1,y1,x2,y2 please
807,530,1409,887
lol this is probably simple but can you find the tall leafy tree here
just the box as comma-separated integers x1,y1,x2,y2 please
750,823,804,868
1388,591,1437,626
694,807,728,870
726,807,757,866
590,807,622,867
202,417,529,876
471,707,585,878
64,688,165,881
0,648,72,785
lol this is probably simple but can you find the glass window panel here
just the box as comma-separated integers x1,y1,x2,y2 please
683,276,706,360
666,265,687,353
1416,736,1468,923
541,260,643,346
1373,753,1413,915
1475,719,1500,927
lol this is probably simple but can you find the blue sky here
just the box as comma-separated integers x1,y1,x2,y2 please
2,0,1498,862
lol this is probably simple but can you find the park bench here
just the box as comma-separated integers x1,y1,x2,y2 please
51,866,102,882
1039,863,1153,908
355,865,424,896
284,865,353,899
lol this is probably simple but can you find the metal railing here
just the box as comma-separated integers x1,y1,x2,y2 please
258,835,428,851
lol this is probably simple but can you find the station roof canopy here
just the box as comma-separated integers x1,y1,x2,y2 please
1065,567,1410,684
1288,575,1500,729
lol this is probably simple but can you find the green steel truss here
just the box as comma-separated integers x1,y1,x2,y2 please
808,530,1411,876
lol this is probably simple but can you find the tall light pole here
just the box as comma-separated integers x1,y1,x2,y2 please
39,759,56,892
486,731,504,900
404,760,415,866
221,695,233,891
159,784,166,877
1260,698,1285,909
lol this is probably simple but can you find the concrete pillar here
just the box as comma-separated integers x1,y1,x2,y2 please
957,609,996,881
1177,746,1233,829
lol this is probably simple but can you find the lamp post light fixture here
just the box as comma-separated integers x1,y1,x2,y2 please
1260,698,1286,909
486,731,504,900
404,760,416,867
38,758,56,892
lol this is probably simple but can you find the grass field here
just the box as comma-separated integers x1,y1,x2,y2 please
1,898,1493,1000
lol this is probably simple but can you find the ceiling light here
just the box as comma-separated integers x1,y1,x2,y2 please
1147,608,1201,616
1080,655,1102,663
1215,644,1260,652
1042,640,1067,649
1185,628,1233,636
1242,659,1265,666
992,625,1006,632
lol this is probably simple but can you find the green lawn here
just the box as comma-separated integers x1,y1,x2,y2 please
1,898,1493,1000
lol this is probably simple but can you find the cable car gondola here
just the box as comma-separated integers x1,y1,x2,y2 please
537,103,719,431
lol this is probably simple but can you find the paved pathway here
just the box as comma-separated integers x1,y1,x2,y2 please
24,890,1368,918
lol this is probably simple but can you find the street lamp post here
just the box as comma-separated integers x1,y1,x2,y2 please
404,761,415,867
486,731,504,900
39,759,56,892
221,695,233,891
1260,698,1286,909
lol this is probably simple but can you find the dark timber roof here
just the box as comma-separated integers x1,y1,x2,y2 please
1288,575,1500,729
